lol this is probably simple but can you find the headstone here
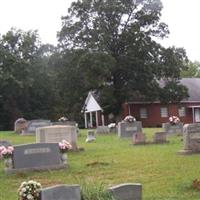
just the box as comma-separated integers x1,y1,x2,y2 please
118,121,142,138
36,125,78,151
52,121,76,126
6,143,66,173
0,140,11,147
132,133,146,145
95,126,110,134
86,130,96,143
153,132,168,144
162,122,183,134
23,119,52,135
179,123,200,155
14,118,27,134
41,185,81,200
108,183,142,200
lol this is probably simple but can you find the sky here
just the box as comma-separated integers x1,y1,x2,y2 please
0,0,200,61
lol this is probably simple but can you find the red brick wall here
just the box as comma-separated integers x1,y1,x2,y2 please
122,102,200,127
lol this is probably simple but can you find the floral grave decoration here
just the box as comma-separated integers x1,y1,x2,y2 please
169,116,180,125
123,115,136,123
108,123,116,128
0,145,14,159
58,116,68,122
58,140,72,153
18,180,42,200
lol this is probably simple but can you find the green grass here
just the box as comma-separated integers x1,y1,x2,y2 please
1,128,200,199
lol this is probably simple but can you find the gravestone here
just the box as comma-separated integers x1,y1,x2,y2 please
95,126,110,134
5,143,66,173
36,125,78,150
179,123,200,155
118,121,142,138
0,140,11,147
23,119,52,135
162,122,183,134
52,121,76,126
132,133,146,145
86,130,96,143
41,185,81,200
108,183,142,200
14,118,27,134
153,132,168,144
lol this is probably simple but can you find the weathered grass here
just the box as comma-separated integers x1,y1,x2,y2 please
0,128,200,199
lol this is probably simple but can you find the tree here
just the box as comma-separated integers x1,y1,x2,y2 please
58,0,188,117
181,61,200,78
0,28,55,129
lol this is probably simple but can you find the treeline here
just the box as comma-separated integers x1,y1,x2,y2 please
0,0,198,130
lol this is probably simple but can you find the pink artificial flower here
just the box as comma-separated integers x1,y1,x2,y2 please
7,146,14,152
1,148,8,155
0,146,6,153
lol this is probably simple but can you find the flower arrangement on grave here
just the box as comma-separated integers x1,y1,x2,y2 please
58,116,68,122
108,123,116,128
0,145,14,159
58,140,72,153
123,115,136,123
169,116,180,125
18,180,42,200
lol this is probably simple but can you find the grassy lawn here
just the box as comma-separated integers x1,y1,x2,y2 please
1,128,200,199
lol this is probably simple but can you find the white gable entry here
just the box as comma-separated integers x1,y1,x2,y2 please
82,92,105,128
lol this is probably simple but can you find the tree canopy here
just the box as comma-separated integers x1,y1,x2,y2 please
0,0,192,129
58,0,188,115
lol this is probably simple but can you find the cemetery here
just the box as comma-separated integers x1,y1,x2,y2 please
1,0,200,199
1,125,200,200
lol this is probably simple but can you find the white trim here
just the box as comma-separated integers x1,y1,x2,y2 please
84,113,87,128
96,111,99,127
101,115,105,126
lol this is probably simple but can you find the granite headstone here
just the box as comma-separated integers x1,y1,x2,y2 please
23,119,52,135
162,122,183,134
86,130,96,143
179,123,200,154
153,132,168,144
41,185,81,200
36,125,78,150
132,133,146,145
6,143,66,173
118,121,142,138
95,126,110,134
14,118,27,134
108,183,142,200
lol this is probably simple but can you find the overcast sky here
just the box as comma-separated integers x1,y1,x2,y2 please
0,0,199,61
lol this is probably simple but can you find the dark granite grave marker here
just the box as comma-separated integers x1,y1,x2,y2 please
23,119,52,134
6,143,66,173
118,122,142,138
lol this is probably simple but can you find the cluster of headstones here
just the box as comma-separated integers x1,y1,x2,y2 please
86,118,184,144
1,119,79,174
18,182,142,200
14,118,78,135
